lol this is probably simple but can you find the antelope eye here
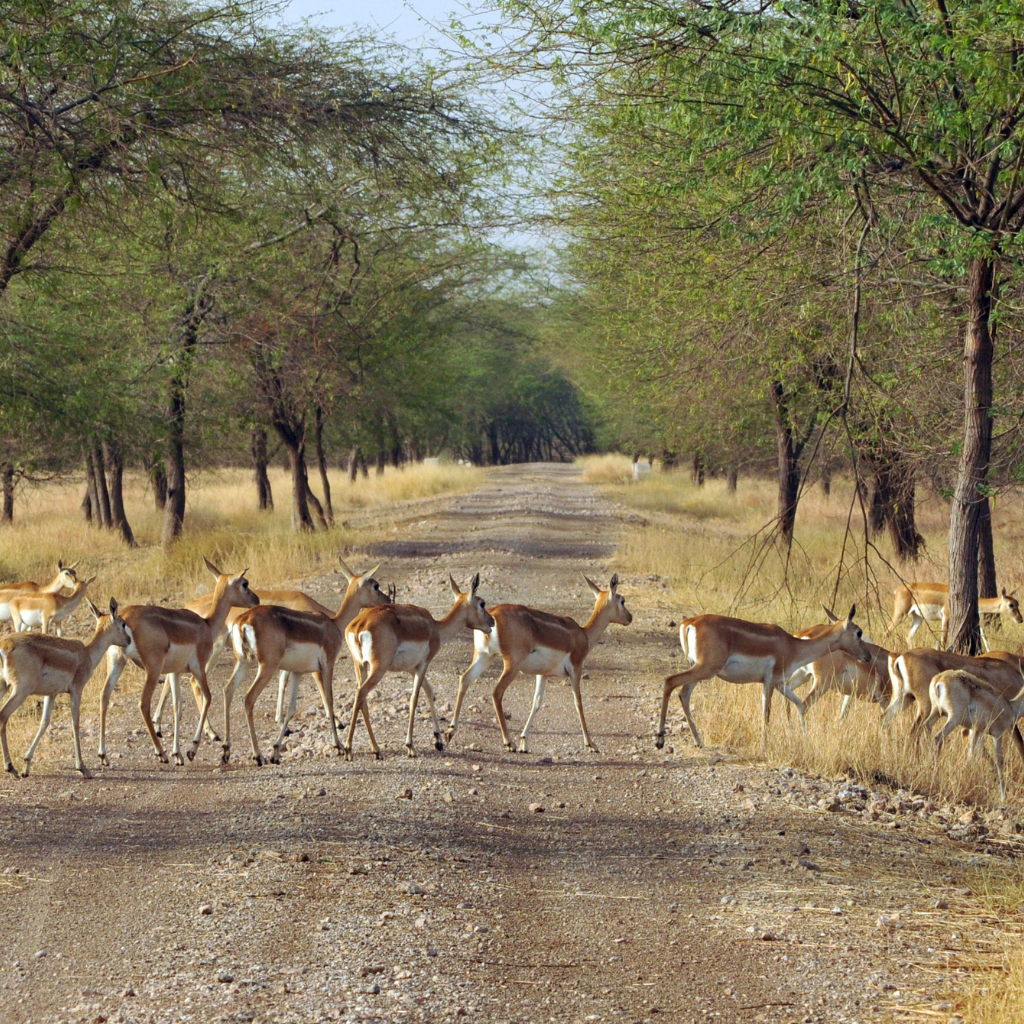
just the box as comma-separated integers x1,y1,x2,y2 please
856,629,862,638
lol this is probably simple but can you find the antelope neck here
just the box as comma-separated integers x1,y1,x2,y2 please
332,587,371,631
437,600,468,645
204,580,239,636
583,600,611,649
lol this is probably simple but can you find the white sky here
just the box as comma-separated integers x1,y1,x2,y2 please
278,0,469,48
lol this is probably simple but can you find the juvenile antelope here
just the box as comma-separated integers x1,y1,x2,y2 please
0,598,130,778
889,582,1022,648
790,615,891,719
344,574,494,759
657,607,870,749
884,648,1024,734
446,573,631,754
925,669,1024,801
98,559,258,766
153,557,387,740
223,562,390,765
10,575,96,635
0,560,78,627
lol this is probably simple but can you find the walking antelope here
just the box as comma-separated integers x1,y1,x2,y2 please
889,582,1022,648
924,669,1024,801
446,573,631,754
344,574,494,759
0,560,79,627
223,562,390,766
789,616,891,719
657,607,870,749
884,648,1024,733
9,575,96,635
152,557,388,739
98,559,258,766
0,598,130,778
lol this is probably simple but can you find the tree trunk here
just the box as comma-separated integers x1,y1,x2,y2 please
103,440,136,547
83,456,96,524
978,495,998,600
947,256,996,654
726,467,738,493
347,446,360,483
283,444,315,531
251,426,274,511
1,463,14,523
820,471,831,498
313,405,333,526
769,381,801,547
92,442,113,529
150,461,167,511
690,452,705,486
375,447,386,475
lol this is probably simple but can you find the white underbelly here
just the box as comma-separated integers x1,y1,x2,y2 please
278,642,324,674
15,608,44,627
911,602,944,621
391,640,430,673
718,653,777,684
520,645,572,677
474,628,500,656
681,625,698,665
160,642,197,674
0,603,11,622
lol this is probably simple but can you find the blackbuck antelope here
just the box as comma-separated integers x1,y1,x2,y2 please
224,562,390,766
446,573,631,754
152,557,388,741
0,598,130,778
884,648,1024,734
924,669,1024,801
344,574,494,759
889,582,1022,648
10,575,96,635
0,560,79,627
98,559,258,766
789,616,891,719
657,607,870,749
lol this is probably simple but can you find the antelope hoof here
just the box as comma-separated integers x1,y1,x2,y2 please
344,748,353,762
21,761,31,777
434,736,444,752
504,741,516,752
270,750,281,765
517,740,529,754
5,763,21,778
406,745,416,758
78,765,92,780
587,744,601,755
186,747,197,762
98,752,109,766
205,730,221,743
374,751,383,761
335,718,347,731
155,729,163,739
173,752,185,767
221,746,231,765
444,729,455,745
253,754,266,767
156,751,169,764
283,728,293,738
654,733,665,750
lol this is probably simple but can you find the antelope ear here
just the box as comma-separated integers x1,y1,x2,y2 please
361,563,381,584
229,569,249,586
203,555,222,579
69,560,80,571
58,558,64,570
471,572,480,594
582,574,602,598
609,573,619,592
338,555,355,582
821,605,839,624
449,574,462,596
109,597,118,616
85,575,97,586
846,604,857,624
86,597,101,620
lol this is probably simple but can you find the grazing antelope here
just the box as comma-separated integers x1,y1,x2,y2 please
344,574,494,759
223,562,390,766
0,560,79,627
152,557,387,739
884,647,1024,733
0,598,130,778
789,615,891,719
889,582,1022,648
446,573,631,754
924,669,1024,801
657,606,870,749
98,559,258,766
9,575,96,636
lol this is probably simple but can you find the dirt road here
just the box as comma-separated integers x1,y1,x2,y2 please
0,464,1004,1024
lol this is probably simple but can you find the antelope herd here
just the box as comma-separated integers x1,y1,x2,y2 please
0,561,1023,801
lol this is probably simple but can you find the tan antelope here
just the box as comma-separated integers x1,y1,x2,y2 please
884,647,1024,733
657,607,870,749
0,598,130,778
152,557,387,740
924,669,1024,801
9,575,96,636
446,573,631,754
0,560,79,627
223,562,390,766
344,574,494,759
97,559,258,766
789,615,891,719
889,582,1022,648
